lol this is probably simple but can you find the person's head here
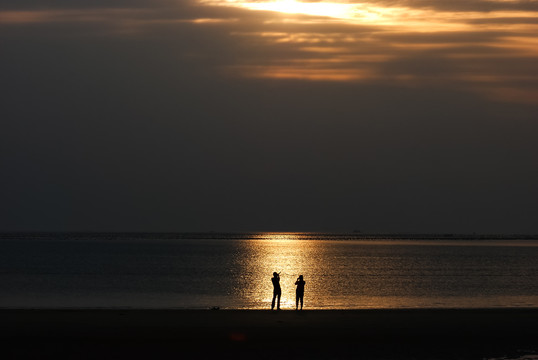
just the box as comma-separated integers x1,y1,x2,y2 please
273,272,278,277
299,275,303,280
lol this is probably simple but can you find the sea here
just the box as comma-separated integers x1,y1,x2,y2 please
1,233,537,310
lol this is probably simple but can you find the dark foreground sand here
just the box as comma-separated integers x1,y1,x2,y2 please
1,309,537,359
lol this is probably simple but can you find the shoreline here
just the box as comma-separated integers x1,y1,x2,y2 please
2,308,537,359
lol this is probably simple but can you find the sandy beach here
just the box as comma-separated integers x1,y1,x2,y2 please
1,309,537,359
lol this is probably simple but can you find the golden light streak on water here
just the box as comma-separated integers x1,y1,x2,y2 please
236,234,327,309
232,236,538,309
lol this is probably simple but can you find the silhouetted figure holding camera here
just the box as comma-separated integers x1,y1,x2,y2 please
271,272,281,310
295,275,306,310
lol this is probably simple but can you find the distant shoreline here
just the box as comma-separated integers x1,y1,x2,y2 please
1,232,538,240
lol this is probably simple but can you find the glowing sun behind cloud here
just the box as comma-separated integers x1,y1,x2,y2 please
226,0,356,19
197,0,472,29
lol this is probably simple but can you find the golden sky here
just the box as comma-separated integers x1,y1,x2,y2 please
196,0,538,103
1,0,537,104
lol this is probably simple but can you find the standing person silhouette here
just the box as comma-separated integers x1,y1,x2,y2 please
271,272,281,310
295,275,306,310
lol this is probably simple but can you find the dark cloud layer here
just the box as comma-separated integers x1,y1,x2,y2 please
1,0,537,232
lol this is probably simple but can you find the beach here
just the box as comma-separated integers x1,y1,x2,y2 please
2,309,537,359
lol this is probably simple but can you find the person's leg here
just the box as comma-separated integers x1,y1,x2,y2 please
272,292,276,310
277,291,281,310
296,292,299,310
300,294,303,310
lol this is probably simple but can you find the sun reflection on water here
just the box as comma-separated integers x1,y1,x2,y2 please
235,233,327,309
230,235,538,309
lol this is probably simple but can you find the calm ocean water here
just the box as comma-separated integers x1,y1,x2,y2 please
1,233,537,309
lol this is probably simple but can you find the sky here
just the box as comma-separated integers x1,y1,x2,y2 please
1,0,537,233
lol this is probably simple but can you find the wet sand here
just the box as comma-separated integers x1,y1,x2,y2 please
1,309,537,359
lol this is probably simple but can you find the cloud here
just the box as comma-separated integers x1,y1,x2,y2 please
342,0,538,13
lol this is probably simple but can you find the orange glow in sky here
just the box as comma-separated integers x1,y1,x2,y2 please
198,0,538,103
200,0,538,30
